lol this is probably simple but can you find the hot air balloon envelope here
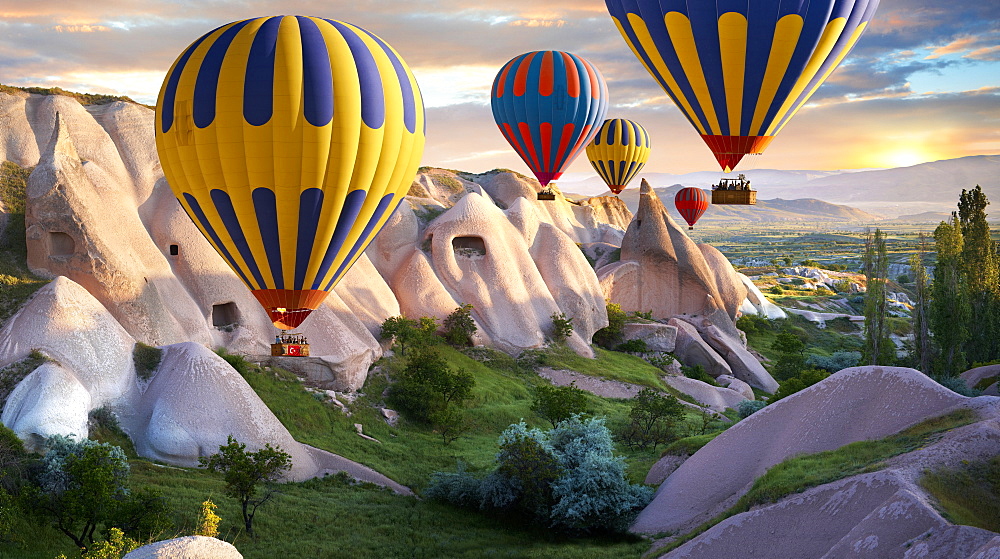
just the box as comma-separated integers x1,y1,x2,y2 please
586,118,650,195
675,187,709,229
606,0,880,172
491,51,609,188
156,16,425,330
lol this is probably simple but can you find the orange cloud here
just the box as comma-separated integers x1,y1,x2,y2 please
509,19,566,28
925,36,977,59
966,45,1000,61
53,24,110,33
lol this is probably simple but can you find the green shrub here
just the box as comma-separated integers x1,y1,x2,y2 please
132,343,162,381
737,400,767,419
427,417,652,534
550,312,574,342
647,352,676,371
771,369,830,402
615,338,648,353
0,350,47,408
387,348,475,425
618,388,684,450
443,304,477,347
592,301,626,348
806,350,860,373
771,329,807,381
681,364,717,386
769,285,784,295
379,315,438,355
930,375,981,397
531,383,588,427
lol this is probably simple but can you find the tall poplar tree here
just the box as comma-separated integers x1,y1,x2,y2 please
930,214,970,375
957,185,1000,363
909,234,933,373
862,228,892,365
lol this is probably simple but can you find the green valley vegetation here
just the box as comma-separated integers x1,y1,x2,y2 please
920,454,1000,533
0,161,46,324
862,228,894,365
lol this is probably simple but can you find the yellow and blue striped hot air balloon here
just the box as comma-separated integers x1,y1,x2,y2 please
605,0,879,172
155,15,425,330
586,118,651,195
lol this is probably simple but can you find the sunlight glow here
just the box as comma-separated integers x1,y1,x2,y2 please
410,65,497,108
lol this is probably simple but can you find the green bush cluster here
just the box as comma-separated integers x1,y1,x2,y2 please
737,400,767,419
614,338,648,353
443,304,477,347
531,383,588,427
592,301,626,348
771,369,830,402
426,417,653,534
549,312,574,342
132,342,162,382
617,388,684,450
386,348,475,444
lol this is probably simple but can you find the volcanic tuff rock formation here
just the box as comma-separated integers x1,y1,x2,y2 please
123,535,243,559
598,179,728,319
634,367,1000,558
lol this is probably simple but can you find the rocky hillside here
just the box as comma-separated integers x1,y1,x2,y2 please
0,89,771,473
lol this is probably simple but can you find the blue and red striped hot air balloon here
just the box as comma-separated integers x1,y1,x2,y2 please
491,51,609,188
155,16,425,330
675,187,709,230
586,118,651,195
605,0,880,173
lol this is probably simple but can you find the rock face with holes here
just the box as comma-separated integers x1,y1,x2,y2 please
635,367,1000,559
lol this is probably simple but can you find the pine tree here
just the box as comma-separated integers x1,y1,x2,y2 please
909,234,933,373
957,185,1000,363
862,228,892,365
930,214,970,375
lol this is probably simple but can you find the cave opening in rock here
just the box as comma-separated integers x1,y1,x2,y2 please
49,232,75,257
169,244,179,256
212,302,240,328
452,236,486,256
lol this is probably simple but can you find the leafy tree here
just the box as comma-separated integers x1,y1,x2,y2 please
531,383,589,427
550,312,574,342
931,215,970,375
862,228,893,365
34,436,130,550
771,369,830,402
957,185,1000,363
493,423,563,516
909,235,934,373
387,348,475,443
771,328,806,381
199,436,292,537
428,407,473,446
442,304,477,347
379,315,437,355
593,301,626,348
620,388,684,450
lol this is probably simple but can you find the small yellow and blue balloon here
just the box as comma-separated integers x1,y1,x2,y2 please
155,16,425,330
586,118,650,195
491,51,609,187
605,0,879,172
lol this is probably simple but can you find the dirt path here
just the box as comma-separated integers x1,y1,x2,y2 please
537,367,644,399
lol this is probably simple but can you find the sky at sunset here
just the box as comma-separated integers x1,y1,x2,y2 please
0,0,997,176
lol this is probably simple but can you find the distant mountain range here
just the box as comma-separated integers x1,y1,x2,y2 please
559,155,1000,220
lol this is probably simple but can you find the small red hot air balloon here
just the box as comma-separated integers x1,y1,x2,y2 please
675,187,709,230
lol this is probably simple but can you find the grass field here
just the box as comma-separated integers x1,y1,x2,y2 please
0,161,47,324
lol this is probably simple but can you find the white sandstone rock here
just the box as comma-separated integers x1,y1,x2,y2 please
124,535,242,559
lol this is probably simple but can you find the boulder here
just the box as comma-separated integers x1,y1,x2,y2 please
737,273,786,319
2,362,91,451
622,323,677,352
124,536,242,559
667,318,732,379
575,195,633,231
697,323,779,393
698,244,747,320
715,375,754,400
601,180,725,320
962,364,1000,396
120,342,319,481
0,276,137,410
633,367,969,536
661,376,746,413
654,395,1000,558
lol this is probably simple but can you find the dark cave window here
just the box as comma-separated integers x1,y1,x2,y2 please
49,232,75,257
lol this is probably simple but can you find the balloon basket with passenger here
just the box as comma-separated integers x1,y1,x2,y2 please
710,174,756,205
271,330,310,357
